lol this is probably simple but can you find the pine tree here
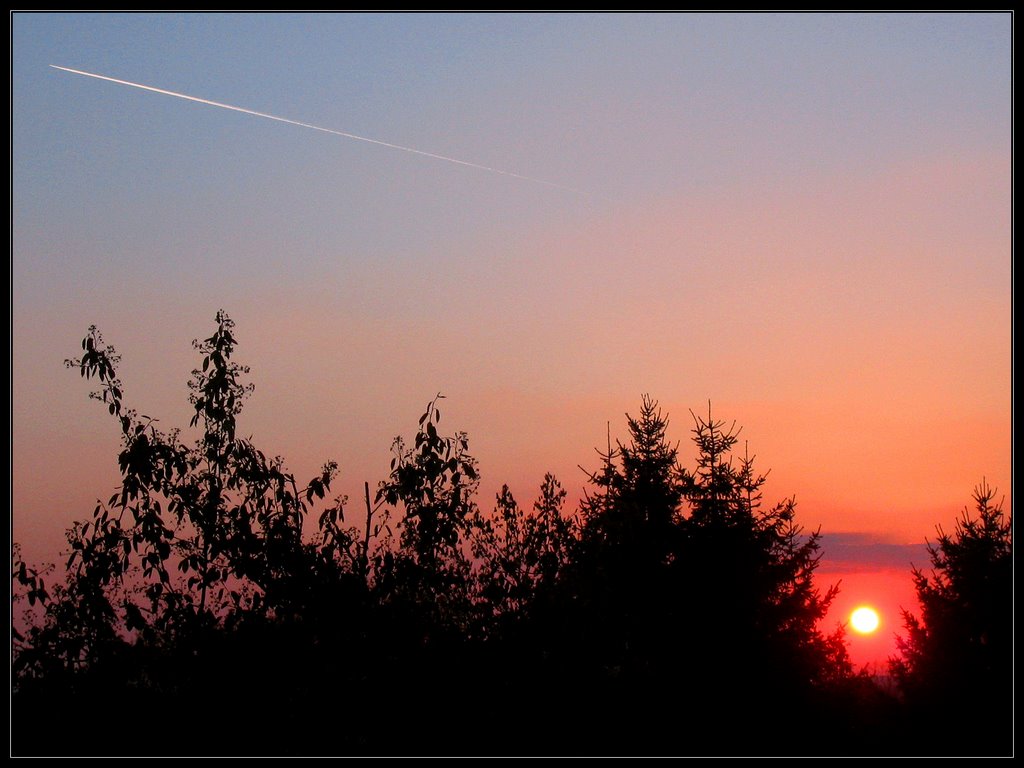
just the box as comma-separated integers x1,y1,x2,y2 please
891,480,1012,754
676,404,847,711
580,394,684,558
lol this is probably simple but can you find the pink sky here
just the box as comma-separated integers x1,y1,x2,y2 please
12,15,1010,671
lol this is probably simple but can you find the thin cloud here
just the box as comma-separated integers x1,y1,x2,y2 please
817,532,931,572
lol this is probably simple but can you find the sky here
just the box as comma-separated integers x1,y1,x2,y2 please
10,13,1011,669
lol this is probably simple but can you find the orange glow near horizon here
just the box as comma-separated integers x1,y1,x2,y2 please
818,566,921,673
11,18,1009,705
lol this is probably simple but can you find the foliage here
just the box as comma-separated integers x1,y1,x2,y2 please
471,474,578,628
580,394,684,560
368,394,480,648
677,403,850,691
890,480,1013,754
571,397,850,719
15,315,999,756
13,312,358,690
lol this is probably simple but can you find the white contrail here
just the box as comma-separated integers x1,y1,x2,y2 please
50,64,590,196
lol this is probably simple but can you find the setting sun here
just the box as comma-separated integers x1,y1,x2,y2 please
9,11,1012,759
851,606,881,634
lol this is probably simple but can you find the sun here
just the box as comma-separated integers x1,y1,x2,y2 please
850,606,880,634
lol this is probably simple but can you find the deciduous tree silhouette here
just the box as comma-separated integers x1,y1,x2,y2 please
471,474,577,628
13,312,365,754
373,394,478,634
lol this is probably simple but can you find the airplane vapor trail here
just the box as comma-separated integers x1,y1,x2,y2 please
50,65,590,196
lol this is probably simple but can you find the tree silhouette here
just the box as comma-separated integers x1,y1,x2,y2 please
13,312,367,755
891,480,1013,755
372,393,479,636
666,404,854,751
554,398,855,754
16,315,961,756
679,403,849,689
572,395,685,670
471,474,577,628
582,394,684,540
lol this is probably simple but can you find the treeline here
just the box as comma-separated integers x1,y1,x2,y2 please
11,312,1012,756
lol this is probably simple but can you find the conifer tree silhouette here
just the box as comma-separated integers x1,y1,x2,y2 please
891,480,1012,755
